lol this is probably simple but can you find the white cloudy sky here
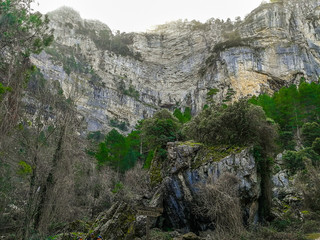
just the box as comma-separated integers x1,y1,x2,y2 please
31,0,263,32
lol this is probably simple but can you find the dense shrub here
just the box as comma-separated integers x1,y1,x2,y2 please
282,151,306,175
283,148,320,175
110,119,128,131
173,107,192,124
302,122,320,147
298,165,320,212
312,138,320,155
183,100,277,155
141,109,181,150
250,81,320,150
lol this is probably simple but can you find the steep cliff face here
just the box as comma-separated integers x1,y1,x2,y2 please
32,0,320,132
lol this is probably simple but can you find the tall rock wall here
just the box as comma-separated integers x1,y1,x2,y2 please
32,0,320,133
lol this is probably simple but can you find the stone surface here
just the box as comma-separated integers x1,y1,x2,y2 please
157,142,260,233
31,0,320,133
271,152,304,219
90,202,136,240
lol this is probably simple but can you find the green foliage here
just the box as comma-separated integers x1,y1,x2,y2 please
278,131,295,150
110,119,128,131
149,156,163,186
222,87,236,103
95,129,125,169
0,83,11,99
213,32,253,54
283,151,306,175
184,99,277,221
184,100,277,154
312,138,320,155
150,229,173,240
190,20,210,31
0,0,53,133
141,109,181,151
27,67,47,93
136,109,182,169
302,122,320,147
283,148,320,175
143,150,154,169
192,144,243,168
250,81,320,150
0,0,53,56
206,88,219,105
17,161,32,176
94,129,141,172
87,131,105,143
111,181,124,194
173,107,192,124
45,43,96,77
116,80,140,100
123,85,140,100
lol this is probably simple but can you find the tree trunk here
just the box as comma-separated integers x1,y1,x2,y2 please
22,144,39,240
33,125,65,233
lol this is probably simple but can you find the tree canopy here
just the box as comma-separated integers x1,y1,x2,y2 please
183,100,277,155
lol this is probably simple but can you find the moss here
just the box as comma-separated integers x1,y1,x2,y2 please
306,233,320,239
282,203,291,213
150,152,163,187
191,145,245,168
301,210,311,215
150,161,163,186
179,141,203,147
150,229,173,240
125,214,136,235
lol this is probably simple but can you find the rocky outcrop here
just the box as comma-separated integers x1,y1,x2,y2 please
32,0,320,133
90,202,136,240
271,153,303,219
151,142,260,233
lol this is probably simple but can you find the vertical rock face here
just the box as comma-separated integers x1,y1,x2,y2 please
32,0,320,132
156,142,260,233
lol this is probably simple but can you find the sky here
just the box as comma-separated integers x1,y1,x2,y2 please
31,0,263,33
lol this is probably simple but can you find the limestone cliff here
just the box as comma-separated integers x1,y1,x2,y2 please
32,0,320,133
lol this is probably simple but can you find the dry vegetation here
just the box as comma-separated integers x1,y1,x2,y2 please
194,173,244,239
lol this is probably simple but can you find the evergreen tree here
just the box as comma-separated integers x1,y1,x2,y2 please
250,81,320,149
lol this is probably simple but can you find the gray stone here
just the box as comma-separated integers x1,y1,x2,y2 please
158,142,260,233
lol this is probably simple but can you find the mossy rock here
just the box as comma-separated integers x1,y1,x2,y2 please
89,202,136,240
178,141,203,147
182,232,202,240
150,162,163,187
191,145,245,168
149,152,164,187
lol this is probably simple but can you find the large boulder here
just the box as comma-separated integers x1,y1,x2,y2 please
90,202,136,240
153,142,261,233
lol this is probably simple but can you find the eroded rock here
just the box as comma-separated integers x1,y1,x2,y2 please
155,142,260,233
